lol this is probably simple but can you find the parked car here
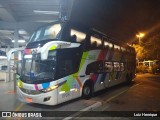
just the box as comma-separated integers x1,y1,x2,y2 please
152,60,160,74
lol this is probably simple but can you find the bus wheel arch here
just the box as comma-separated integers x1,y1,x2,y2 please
82,80,94,99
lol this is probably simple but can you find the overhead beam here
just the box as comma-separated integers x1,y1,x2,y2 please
0,1,17,21
59,0,74,20
0,21,16,29
67,0,74,20
0,21,44,30
17,15,59,22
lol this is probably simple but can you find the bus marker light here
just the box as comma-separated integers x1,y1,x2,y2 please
50,85,58,90
70,89,74,91
59,91,65,94
42,85,58,92
74,88,78,92
25,98,33,103
24,55,32,59
70,88,78,92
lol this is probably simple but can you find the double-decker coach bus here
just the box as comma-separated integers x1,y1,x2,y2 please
10,21,136,105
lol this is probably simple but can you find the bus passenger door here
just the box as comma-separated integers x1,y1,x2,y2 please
56,48,82,103
56,60,73,104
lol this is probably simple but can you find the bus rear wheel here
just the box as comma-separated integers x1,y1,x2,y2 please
126,74,132,84
82,82,92,100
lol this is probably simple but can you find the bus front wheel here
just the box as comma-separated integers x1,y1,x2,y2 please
82,82,93,100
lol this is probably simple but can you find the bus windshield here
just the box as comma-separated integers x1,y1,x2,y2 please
21,51,57,83
29,23,62,42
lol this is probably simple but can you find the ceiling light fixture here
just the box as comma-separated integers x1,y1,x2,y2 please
0,56,7,59
18,29,27,35
12,39,26,43
33,10,59,15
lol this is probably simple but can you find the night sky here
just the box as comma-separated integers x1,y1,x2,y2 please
70,0,160,43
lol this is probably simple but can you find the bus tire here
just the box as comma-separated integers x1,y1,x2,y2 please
126,74,132,84
82,81,93,100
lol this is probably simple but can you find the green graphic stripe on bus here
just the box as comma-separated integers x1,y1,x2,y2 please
60,75,75,92
49,45,57,50
78,51,89,73
60,82,70,92
60,74,83,92
67,75,74,87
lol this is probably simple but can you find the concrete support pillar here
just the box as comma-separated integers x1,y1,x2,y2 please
6,46,10,82
13,25,19,91
66,0,74,20
59,0,74,20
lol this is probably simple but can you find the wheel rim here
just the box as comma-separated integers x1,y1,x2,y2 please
84,86,90,95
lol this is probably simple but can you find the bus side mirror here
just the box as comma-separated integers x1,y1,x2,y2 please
39,41,58,60
7,47,25,61
39,41,71,60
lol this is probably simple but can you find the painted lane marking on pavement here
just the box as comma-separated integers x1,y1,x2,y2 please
130,82,142,88
63,101,102,120
104,82,142,104
5,90,16,94
15,103,24,111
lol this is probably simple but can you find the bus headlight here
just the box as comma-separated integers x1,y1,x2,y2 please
41,85,58,92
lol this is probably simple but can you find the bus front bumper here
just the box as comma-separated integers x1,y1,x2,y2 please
17,87,58,105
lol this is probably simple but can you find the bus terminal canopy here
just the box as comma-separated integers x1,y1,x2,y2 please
0,0,74,47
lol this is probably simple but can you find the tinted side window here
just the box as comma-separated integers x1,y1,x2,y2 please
70,29,86,43
90,36,102,49
120,62,125,71
103,37,113,49
89,31,103,49
114,44,120,51
114,62,121,71
104,62,113,72
62,24,87,43
86,61,103,75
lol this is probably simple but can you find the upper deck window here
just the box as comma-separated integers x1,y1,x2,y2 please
70,29,86,43
114,45,120,50
121,47,126,52
30,23,62,42
103,37,113,49
104,41,113,48
90,36,102,48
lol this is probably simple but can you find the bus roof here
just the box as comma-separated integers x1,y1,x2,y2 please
31,20,134,49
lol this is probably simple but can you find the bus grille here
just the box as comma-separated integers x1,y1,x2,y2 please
20,88,42,95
